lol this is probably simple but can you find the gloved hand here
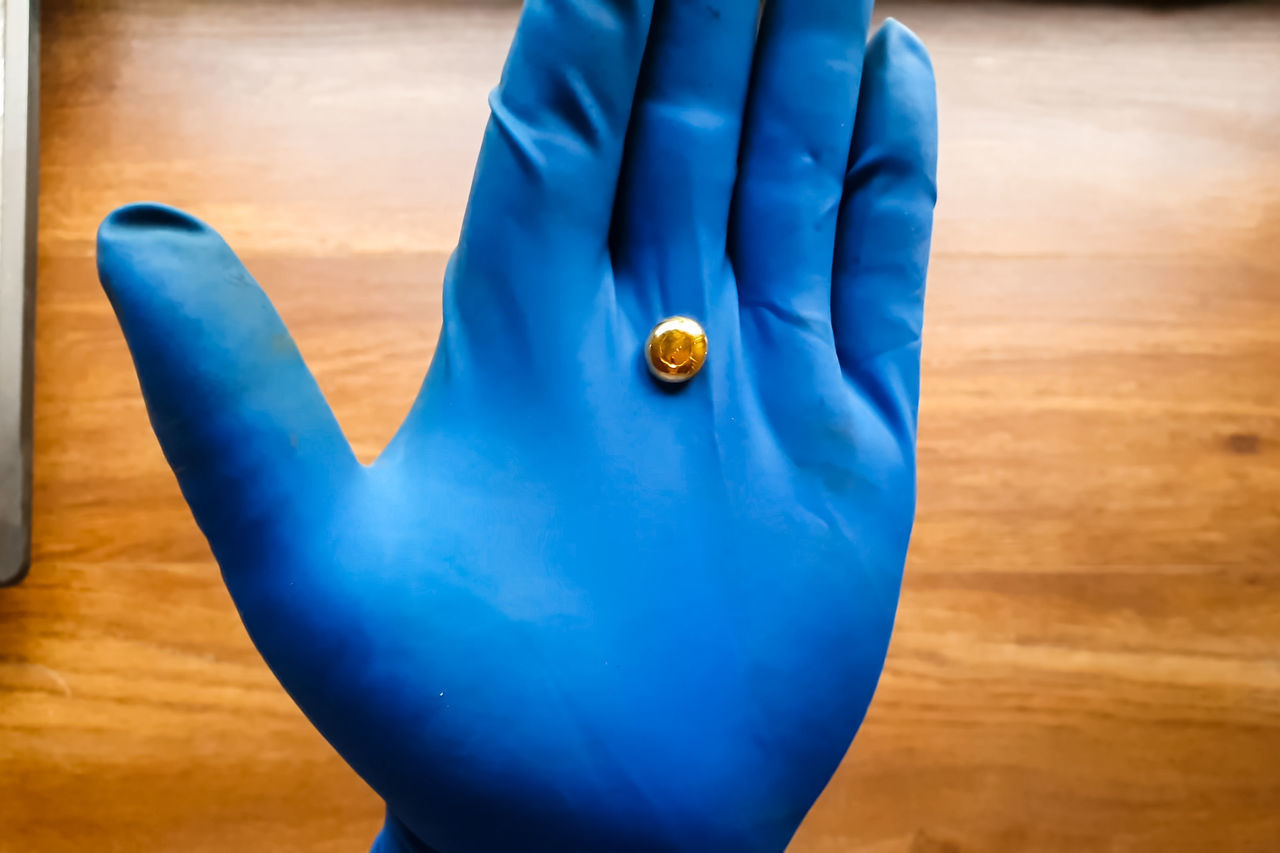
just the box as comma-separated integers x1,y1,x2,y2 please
96,0,937,849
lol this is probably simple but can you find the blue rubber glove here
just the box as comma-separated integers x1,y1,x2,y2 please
96,0,937,849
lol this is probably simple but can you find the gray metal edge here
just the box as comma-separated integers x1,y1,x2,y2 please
0,0,39,586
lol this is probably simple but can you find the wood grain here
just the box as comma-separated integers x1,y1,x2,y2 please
3,0,1279,850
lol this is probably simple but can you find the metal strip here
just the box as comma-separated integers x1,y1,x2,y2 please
0,0,38,586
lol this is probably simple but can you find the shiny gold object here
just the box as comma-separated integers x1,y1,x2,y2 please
646,316,708,384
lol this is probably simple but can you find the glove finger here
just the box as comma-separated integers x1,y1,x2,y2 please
611,0,758,323
452,0,655,335
96,203,359,573
732,0,874,332
833,21,938,438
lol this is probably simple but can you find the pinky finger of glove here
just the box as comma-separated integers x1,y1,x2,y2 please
832,20,938,443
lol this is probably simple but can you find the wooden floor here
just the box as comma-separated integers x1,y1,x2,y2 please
3,0,1278,850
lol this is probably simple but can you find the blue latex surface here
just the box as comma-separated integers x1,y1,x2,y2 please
96,2,937,850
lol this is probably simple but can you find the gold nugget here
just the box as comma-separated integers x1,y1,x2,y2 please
646,316,708,385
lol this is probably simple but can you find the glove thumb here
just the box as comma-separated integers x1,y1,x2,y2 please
97,203,357,572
